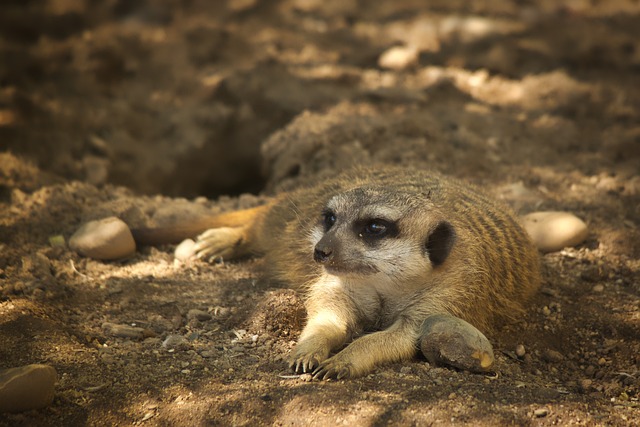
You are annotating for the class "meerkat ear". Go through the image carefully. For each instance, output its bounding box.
[425,221,456,267]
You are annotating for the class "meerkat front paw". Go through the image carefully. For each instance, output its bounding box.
[312,354,355,380]
[193,227,244,262]
[289,341,331,374]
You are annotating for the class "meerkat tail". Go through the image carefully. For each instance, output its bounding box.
[130,204,272,246]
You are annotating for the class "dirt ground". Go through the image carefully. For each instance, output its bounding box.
[1,0,639,425]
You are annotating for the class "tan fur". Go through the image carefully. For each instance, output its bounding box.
[130,167,541,379]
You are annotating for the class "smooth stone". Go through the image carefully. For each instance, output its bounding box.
[174,239,197,261]
[378,45,419,70]
[0,364,57,413]
[542,349,564,363]
[419,314,495,373]
[534,408,549,417]
[102,322,145,340]
[521,211,588,253]
[70,217,136,260]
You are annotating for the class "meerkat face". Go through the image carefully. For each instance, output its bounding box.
[309,187,457,281]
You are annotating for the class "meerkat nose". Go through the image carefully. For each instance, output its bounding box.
[313,246,333,263]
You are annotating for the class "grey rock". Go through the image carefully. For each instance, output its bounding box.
[162,334,190,350]
[102,322,145,340]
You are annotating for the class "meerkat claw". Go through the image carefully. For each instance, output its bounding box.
[312,359,353,380]
[290,356,320,374]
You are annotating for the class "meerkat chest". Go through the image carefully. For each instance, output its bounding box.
[343,275,415,330]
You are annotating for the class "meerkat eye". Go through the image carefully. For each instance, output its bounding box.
[364,220,387,236]
[359,219,397,239]
[322,210,337,230]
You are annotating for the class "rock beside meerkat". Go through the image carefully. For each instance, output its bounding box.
[0,364,57,413]
[70,217,136,260]
[521,211,588,253]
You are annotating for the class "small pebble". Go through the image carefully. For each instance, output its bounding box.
[592,284,604,293]
[542,349,564,363]
[200,350,217,358]
[162,334,189,350]
[0,364,57,413]
[187,309,212,322]
[521,211,588,253]
[534,408,548,418]
[580,379,593,391]
[212,306,231,317]
[70,217,136,260]
[400,366,412,375]
[102,322,145,340]
[515,344,526,358]
[419,314,494,373]
[174,239,197,261]
[48,235,66,247]
[378,45,419,70]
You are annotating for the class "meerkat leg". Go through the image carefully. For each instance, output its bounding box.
[312,318,420,380]
[290,311,351,373]
[290,281,358,373]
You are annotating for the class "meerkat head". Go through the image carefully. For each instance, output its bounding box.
[309,186,457,280]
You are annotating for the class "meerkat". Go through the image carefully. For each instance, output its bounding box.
[131,167,541,379]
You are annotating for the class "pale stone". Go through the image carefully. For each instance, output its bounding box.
[0,364,57,413]
[534,408,549,417]
[521,211,588,253]
[420,314,494,373]
[378,45,419,70]
[70,217,136,260]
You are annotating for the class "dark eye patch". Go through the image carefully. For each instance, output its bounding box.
[355,218,399,240]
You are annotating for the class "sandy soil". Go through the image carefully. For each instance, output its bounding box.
[1,0,639,425]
